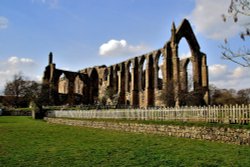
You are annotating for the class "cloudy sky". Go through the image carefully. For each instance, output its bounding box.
[0,0,249,94]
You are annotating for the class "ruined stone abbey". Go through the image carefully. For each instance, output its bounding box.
[42,19,209,107]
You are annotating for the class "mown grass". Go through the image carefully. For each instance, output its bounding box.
[0,117,250,167]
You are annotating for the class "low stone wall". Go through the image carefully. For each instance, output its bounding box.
[2,109,31,116]
[45,117,250,145]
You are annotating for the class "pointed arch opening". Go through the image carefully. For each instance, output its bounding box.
[157,53,164,90]
[147,55,154,89]
[140,57,146,91]
[179,38,194,92]
[58,73,69,94]
[114,65,120,94]
[127,61,132,93]
[74,75,84,95]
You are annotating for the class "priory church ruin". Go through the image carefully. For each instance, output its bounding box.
[42,19,209,107]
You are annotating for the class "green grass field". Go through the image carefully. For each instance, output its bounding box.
[1,117,250,167]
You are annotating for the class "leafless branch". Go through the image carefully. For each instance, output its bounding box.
[220,44,250,67]
[221,0,250,67]
[229,0,250,17]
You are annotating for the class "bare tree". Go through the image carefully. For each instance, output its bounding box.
[210,85,250,105]
[237,88,250,104]
[210,87,238,105]
[4,73,26,106]
[221,0,250,67]
[4,73,41,107]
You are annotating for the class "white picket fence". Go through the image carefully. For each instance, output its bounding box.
[47,104,250,124]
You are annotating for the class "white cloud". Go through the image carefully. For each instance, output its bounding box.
[231,66,249,79]
[31,0,59,8]
[0,56,39,94]
[180,51,191,59]
[0,16,8,29]
[209,64,227,80]
[8,56,34,64]
[209,64,250,90]
[188,0,248,40]
[99,39,149,57]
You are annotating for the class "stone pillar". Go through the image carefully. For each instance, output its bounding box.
[171,44,180,107]
[145,56,154,107]
[125,62,130,93]
[170,22,180,107]
[201,55,208,88]
[67,76,75,105]
[163,44,173,88]
[154,65,158,90]
[50,71,60,105]
[192,53,202,90]
[153,52,164,106]
[49,52,53,64]
[118,71,121,93]
[49,64,56,82]
[201,54,210,105]
[138,58,143,92]
[118,63,126,104]
[180,66,188,93]
[131,59,139,106]
[113,66,118,93]
[154,56,159,90]
[48,63,58,105]
[180,59,190,93]
[107,66,113,87]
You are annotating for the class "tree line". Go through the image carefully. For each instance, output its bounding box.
[210,85,250,105]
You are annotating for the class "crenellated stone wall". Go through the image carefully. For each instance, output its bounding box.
[45,117,250,145]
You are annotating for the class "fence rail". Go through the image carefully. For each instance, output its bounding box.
[47,104,250,124]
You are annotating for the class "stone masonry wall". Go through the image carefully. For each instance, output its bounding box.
[45,117,250,145]
[43,19,210,107]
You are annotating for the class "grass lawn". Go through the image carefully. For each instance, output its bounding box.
[0,117,250,167]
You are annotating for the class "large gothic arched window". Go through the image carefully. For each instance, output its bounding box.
[58,73,69,94]
[74,75,84,95]
[179,38,194,92]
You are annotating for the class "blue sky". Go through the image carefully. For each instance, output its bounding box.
[0,0,249,94]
